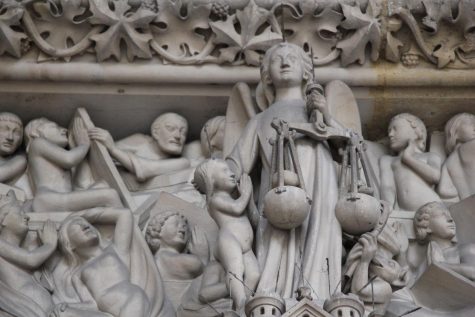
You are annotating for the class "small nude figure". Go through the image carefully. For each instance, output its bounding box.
[0,190,58,316]
[349,232,409,315]
[414,201,475,281]
[24,117,122,212]
[145,211,209,281]
[194,158,260,312]
[0,112,27,185]
[57,207,151,317]
[379,113,441,211]
[89,113,190,182]
[200,116,225,159]
[438,113,475,201]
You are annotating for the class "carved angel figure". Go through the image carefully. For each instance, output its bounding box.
[224,42,361,299]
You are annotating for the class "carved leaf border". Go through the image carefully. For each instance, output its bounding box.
[0,0,473,69]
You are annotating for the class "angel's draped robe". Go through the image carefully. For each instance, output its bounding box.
[227,99,342,299]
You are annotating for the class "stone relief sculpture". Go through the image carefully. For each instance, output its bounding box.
[200,116,226,159]
[89,113,190,185]
[89,113,205,206]
[1,2,475,315]
[4,0,474,69]
[54,207,150,317]
[0,191,58,317]
[47,206,174,317]
[145,212,208,281]
[225,42,349,300]
[379,113,441,211]
[414,202,475,281]
[0,113,26,187]
[24,117,122,212]
[194,159,259,312]
[438,113,475,201]
[145,211,209,309]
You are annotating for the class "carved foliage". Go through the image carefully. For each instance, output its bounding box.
[337,2,381,66]
[210,0,282,65]
[152,0,211,57]
[89,0,156,62]
[31,0,92,61]
[389,0,475,68]
[0,2,27,58]
[0,0,475,68]
[283,0,343,62]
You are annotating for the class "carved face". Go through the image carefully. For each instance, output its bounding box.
[0,121,22,156]
[388,118,418,152]
[370,254,404,284]
[1,206,29,237]
[456,116,475,144]
[152,114,188,156]
[159,215,188,251]
[213,160,236,192]
[40,122,68,147]
[428,205,456,241]
[268,46,304,89]
[67,218,100,249]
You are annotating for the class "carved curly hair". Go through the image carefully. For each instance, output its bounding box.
[414,201,447,244]
[145,211,187,254]
[389,113,427,151]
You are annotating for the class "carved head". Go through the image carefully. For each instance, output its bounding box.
[24,118,68,151]
[59,216,100,266]
[388,113,426,152]
[369,253,409,287]
[145,211,189,253]
[200,116,225,158]
[150,113,188,156]
[0,112,23,156]
[259,43,313,107]
[445,113,475,154]
[194,158,236,198]
[414,201,456,245]
[0,190,29,237]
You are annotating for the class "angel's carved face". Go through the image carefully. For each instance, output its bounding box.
[268,46,304,89]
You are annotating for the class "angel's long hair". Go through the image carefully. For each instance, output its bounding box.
[257,43,314,110]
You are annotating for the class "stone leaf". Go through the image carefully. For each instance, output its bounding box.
[31,0,92,61]
[336,3,381,66]
[152,0,211,57]
[283,3,342,58]
[89,0,156,62]
[0,5,27,58]
[210,0,281,65]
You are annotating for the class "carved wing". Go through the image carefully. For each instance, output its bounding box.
[223,82,257,157]
[325,79,362,135]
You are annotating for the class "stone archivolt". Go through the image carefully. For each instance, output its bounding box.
[0,0,474,69]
